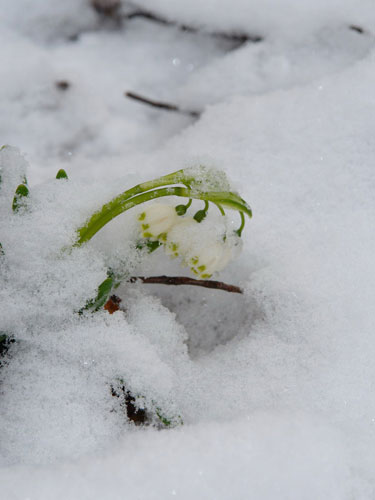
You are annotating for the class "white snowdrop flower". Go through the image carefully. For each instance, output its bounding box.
[165,217,196,258]
[189,233,243,278]
[138,204,178,241]
[165,217,242,278]
[188,241,228,278]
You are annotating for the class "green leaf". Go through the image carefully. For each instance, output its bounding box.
[147,240,162,252]
[56,169,68,180]
[136,239,162,253]
[155,407,183,428]
[79,277,114,313]
[12,184,29,212]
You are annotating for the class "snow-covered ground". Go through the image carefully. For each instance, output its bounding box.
[1,1,375,498]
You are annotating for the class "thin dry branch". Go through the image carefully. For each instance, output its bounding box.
[349,24,365,34]
[90,1,262,48]
[128,275,243,294]
[125,91,201,117]
[123,5,263,45]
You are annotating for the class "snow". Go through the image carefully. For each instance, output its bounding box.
[0,416,355,500]
[1,0,375,498]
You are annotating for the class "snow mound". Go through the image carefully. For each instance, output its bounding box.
[1,0,375,498]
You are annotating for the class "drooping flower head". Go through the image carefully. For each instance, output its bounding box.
[138,204,178,241]
[138,206,243,279]
[75,166,251,300]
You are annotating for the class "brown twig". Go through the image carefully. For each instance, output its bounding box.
[128,275,243,293]
[123,4,262,45]
[125,91,201,118]
[126,9,173,26]
[349,25,365,34]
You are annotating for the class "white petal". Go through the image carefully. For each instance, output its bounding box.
[139,204,178,240]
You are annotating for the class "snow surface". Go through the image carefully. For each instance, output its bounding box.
[1,0,375,498]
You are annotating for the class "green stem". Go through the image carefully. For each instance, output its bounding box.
[75,171,252,246]
[184,198,193,209]
[214,203,225,216]
[235,212,246,237]
[75,171,191,245]
[76,187,180,245]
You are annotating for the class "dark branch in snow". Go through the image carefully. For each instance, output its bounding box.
[349,25,365,34]
[125,9,174,26]
[128,276,243,294]
[55,80,70,91]
[125,91,201,118]
[89,1,262,49]
[122,3,263,46]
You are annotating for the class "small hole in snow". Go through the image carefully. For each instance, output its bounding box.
[143,283,260,358]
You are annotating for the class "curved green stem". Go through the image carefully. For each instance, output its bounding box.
[185,198,193,209]
[214,203,225,216]
[75,169,252,246]
[235,212,246,237]
[76,187,183,245]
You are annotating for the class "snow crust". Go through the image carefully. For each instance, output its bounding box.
[1,0,375,498]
